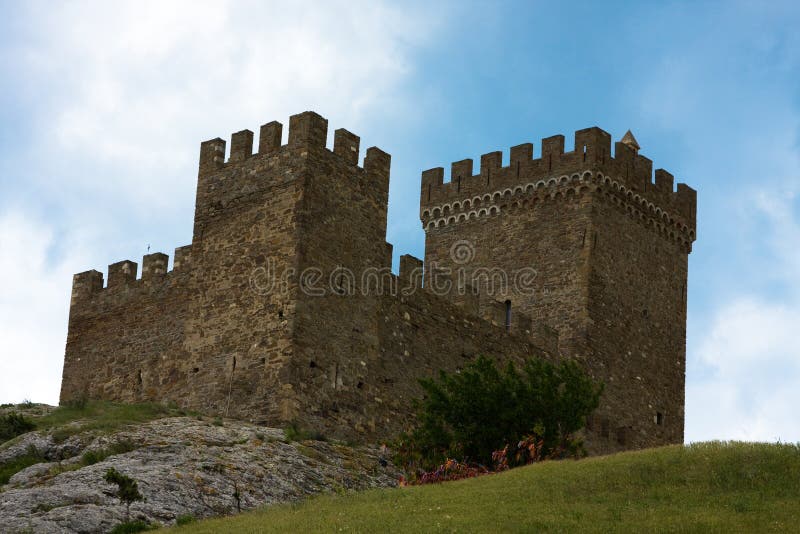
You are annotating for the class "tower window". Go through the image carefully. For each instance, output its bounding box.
[504,300,512,332]
[655,412,664,425]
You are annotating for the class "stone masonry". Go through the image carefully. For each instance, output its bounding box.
[61,112,696,453]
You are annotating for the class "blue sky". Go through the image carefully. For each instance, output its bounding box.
[1,0,799,443]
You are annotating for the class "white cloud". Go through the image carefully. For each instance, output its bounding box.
[687,297,800,442]
[686,189,800,443]
[10,0,441,207]
[628,7,800,443]
[0,212,91,404]
[0,0,443,404]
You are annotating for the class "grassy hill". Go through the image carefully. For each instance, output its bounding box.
[168,441,800,533]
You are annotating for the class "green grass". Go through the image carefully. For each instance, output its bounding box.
[81,439,139,466]
[165,441,800,533]
[0,401,184,485]
[0,446,44,484]
[33,401,184,442]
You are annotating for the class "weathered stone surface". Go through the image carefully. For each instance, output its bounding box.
[0,417,398,533]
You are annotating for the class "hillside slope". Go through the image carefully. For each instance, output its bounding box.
[170,441,800,533]
[0,403,397,533]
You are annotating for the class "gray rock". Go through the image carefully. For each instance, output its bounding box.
[0,417,399,533]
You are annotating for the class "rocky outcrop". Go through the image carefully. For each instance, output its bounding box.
[0,417,398,533]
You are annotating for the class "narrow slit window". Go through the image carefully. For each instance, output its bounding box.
[505,300,512,332]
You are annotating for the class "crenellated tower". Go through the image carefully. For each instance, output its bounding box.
[419,127,696,453]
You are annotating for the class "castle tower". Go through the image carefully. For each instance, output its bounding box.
[419,128,696,453]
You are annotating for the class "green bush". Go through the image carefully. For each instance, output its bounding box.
[0,412,36,443]
[0,445,44,485]
[81,439,138,466]
[109,520,153,534]
[284,423,326,442]
[397,355,603,470]
[105,467,144,521]
[176,513,196,526]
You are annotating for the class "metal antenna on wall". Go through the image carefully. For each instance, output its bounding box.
[147,244,150,253]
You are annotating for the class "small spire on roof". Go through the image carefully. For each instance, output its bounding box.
[620,130,640,152]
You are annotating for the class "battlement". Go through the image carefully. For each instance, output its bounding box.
[419,127,696,237]
[70,246,193,307]
[198,111,390,179]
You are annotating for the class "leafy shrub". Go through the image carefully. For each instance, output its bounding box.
[109,520,153,534]
[284,423,326,442]
[81,439,138,466]
[0,412,36,442]
[396,355,602,472]
[63,395,88,410]
[105,467,144,521]
[175,514,196,526]
[0,445,44,485]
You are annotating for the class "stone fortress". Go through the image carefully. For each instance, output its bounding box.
[60,111,696,454]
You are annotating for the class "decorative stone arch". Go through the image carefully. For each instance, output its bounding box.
[489,206,499,215]
[478,208,488,217]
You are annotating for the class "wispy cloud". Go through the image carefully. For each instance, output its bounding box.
[627,2,800,443]
[0,0,444,404]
